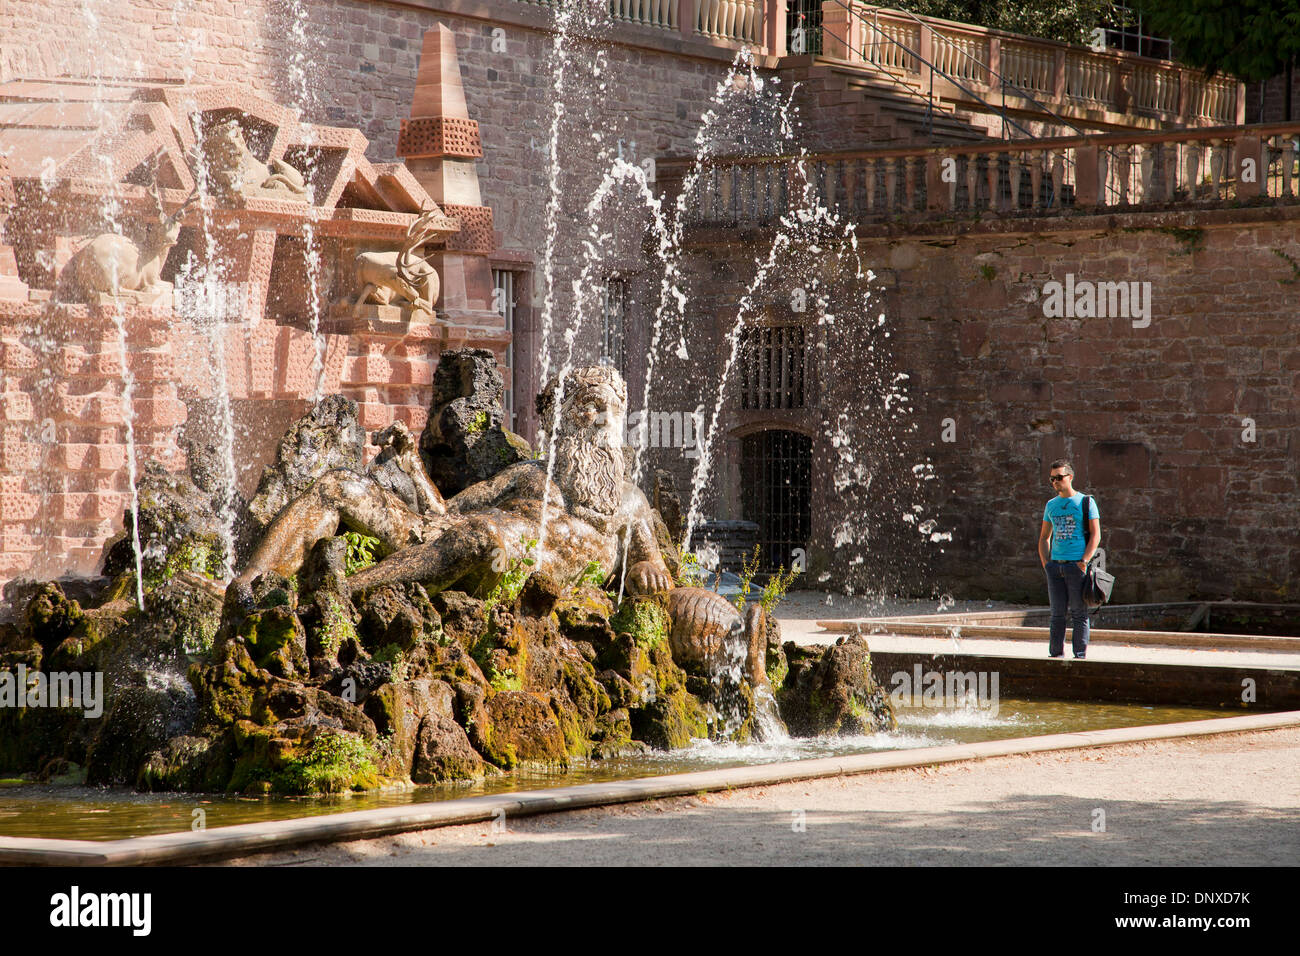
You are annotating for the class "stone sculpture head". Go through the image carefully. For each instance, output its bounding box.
[537,365,628,516]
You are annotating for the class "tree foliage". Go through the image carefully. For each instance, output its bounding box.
[1138,0,1300,81]
[886,0,1116,47]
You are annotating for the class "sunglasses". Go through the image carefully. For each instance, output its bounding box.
[1049,474,1071,482]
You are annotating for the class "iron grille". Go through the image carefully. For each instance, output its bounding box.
[741,429,812,571]
[600,277,626,372]
[492,268,518,426]
[740,324,807,410]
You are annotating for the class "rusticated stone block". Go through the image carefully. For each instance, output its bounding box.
[397,116,483,159]
[440,203,494,255]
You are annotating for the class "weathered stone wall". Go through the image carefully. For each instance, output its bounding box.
[643,207,1300,602]
[0,0,788,437]
[5,1,1296,604]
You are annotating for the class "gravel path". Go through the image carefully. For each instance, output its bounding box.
[220,727,1300,867]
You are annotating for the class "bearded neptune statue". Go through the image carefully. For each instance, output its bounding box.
[236,365,673,601]
[233,365,773,695]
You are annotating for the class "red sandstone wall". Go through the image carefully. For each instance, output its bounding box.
[0,0,746,595]
[649,210,1299,602]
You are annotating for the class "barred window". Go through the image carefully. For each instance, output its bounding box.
[739,324,807,410]
[600,277,626,371]
[492,268,519,426]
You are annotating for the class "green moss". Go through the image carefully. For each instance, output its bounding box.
[241,607,301,666]
[466,410,489,433]
[629,645,710,749]
[766,654,789,693]
[269,733,380,795]
[142,538,225,592]
[482,539,536,620]
[978,264,997,281]
[468,627,526,693]
[611,599,669,651]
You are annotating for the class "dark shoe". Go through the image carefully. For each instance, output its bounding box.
[1074,653,1087,659]
[1048,654,1064,659]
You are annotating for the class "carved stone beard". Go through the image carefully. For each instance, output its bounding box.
[554,425,623,518]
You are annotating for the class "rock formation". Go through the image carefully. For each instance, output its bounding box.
[0,348,895,794]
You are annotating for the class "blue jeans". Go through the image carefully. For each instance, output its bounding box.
[1045,560,1089,657]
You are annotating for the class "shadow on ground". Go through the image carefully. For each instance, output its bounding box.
[259,792,1300,867]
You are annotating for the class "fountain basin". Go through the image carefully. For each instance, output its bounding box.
[2,707,1295,864]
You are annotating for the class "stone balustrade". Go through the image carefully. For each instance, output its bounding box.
[500,0,1247,131]
[820,2,1244,129]
[660,122,1300,225]
[609,0,679,30]
[696,0,764,43]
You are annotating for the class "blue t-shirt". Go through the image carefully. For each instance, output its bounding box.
[1043,492,1099,561]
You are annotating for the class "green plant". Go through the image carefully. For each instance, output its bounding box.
[343,531,380,576]
[466,410,489,433]
[573,559,606,591]
[142,539,226,591]
[372,643,410,681]
[676,549,707,587]
[1158,226,1206,256]
[734,544,762,612]
[483,537,537,621]
[978,264,996,281]
[318,595,357,658]
[759,563,801,616]
[1272,248,1300,285]
[488,665,521,693]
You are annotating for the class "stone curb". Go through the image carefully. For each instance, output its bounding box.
[3,710,1298,866]
[815,620,1300,652]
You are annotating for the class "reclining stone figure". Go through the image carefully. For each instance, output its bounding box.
[235,365,673,599]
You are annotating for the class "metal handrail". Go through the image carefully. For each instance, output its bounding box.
[818,0,1039,141]
[853,3,1088,139]
[817,0,1097,205]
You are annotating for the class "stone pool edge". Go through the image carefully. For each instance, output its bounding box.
[3,710,1298,867]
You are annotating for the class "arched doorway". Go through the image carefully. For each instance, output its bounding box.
[741,429,812,571]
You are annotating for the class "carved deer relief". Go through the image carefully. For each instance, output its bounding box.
[352,208,443,316]
[63,185,198,300]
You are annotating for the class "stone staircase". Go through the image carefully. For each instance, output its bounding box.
[779,55,993,149]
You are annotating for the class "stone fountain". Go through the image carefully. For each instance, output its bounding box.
[0,23,895,795]
[0,348,894,793]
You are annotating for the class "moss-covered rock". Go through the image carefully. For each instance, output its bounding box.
[412,714,485,782]
[764,618,788,692]
[269,732,382,795]
[100,462,230,590]
[610,597,670,651]
[85,683,198,786]
[363,678,456,777]
[189,639,263,733]
[482,691,568,769]
[777,636,897,736]
[628,642,711,750]
[357,582,443,654]
[137,735,227,792]
[21,582,84,657]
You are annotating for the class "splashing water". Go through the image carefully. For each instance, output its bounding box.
[79,0,146,607]
[283,0,327,400]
